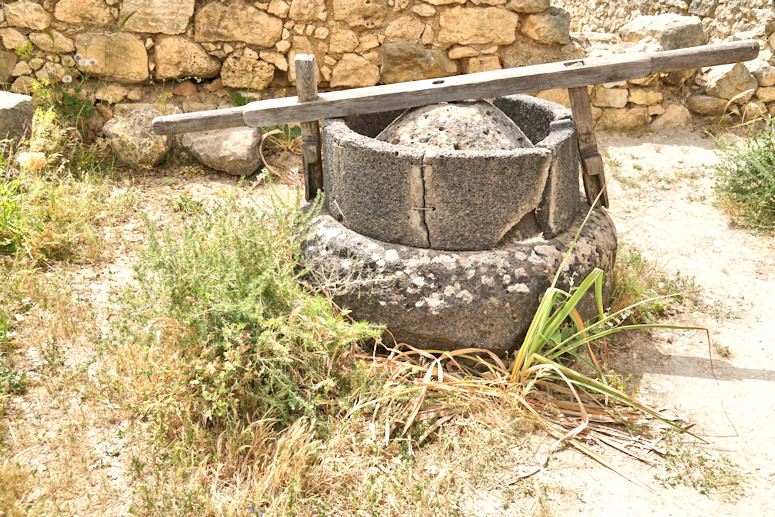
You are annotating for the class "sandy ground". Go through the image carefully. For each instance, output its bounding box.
[531,128,775,515]
[4,128,774,514]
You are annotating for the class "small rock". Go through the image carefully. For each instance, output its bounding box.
[747,59,775,87]
[330,53,380,87]
[95,84,128,104]
[522,6,571,45]
[629,89,663,105]
[173,80,197,97]
[687,94,729,116]
[756,86,775,103]
[701,63,758,103]
[651,104,692,130]
[0,91,34,144]
[102,106,171,168]
[593,87,628,108]
[182,127,263,175]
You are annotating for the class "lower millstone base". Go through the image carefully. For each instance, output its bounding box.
[300,202,617,356]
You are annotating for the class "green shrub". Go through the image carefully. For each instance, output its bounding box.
[714,116,775,231]
[132,192,382,430]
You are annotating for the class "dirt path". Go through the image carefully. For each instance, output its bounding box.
[537,128,775,514]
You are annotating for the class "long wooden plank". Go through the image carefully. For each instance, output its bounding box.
[151,40,758,134]
[568,86,609,208]
[296,55,324,200]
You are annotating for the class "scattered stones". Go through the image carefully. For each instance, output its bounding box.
[101,106,171,168]
[182,127,263,175]
[0,91,34,143]
[154,36,222,80]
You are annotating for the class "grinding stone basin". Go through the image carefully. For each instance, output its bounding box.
[301,202,617,355]
[322,95,582,251]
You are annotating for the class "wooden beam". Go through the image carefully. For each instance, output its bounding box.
[295,55,324,201]
[568,86,609,208]
[150,40,758,135]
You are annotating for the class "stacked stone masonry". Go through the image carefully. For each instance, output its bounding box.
[1,0,773,130]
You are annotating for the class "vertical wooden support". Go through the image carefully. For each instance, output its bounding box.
[295,54,324,201]
[568,86,610,208]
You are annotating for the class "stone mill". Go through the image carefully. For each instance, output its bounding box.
[150,42,759,355]
[300,95,617,355]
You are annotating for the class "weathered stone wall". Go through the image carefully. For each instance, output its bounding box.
[555,0,775,42]
[0,0,582,108]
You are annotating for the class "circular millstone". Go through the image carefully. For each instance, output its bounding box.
[300,202,617,355]
[375,100,534,151]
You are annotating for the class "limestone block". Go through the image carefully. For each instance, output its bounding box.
[522,6,571,45]
[593,87,628,108]
[11,61,31,77]
[10,76,35,94]
[195,2,283,47]
[75,33,149,83]
[648,104,665,116]
[173,80,197,97]
[470,0,506,5]
[448,46,478,60]
[651,104,692,130]
[0,91,34,142]
[0,29,27,51]
[619,14,706,50]
[330,53,379,88]
[29,31,75,53]
[154,36,222,80]
[268,0,290,17]
[95,84,128,104]
[380,42,456,84]
[332,0,387,29]
[259,51,288,71]
[421,0,465,5]
[121,0,195,34]
[757,86,775,103]
[439,7,518,46]
[506,0,549,13]
[747,59,775,87]
[355,34,380,52]
[220,49,275,89]
[596,107,650,130]
[629,88,663,105]
[4,1,51,30]
[743,101,767,121]
[287,36,324,84]
[412,4,436,16]
[385,15,425,41]
[688,0,715,17]
[687,94,729,116]
[463,55,501,74]
[276,40,291,53]
[54,0,113,27]
[102,106,171,168]
[500,33,583,68]
[0,51,16,84]
[702,63,758,103]
[182,127,263,175]
[289,0,327,21]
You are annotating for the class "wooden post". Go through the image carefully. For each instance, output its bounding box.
[295,54,324,201]
[568,86,609,208]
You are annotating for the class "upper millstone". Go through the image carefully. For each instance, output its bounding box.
[375,100,534,151]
